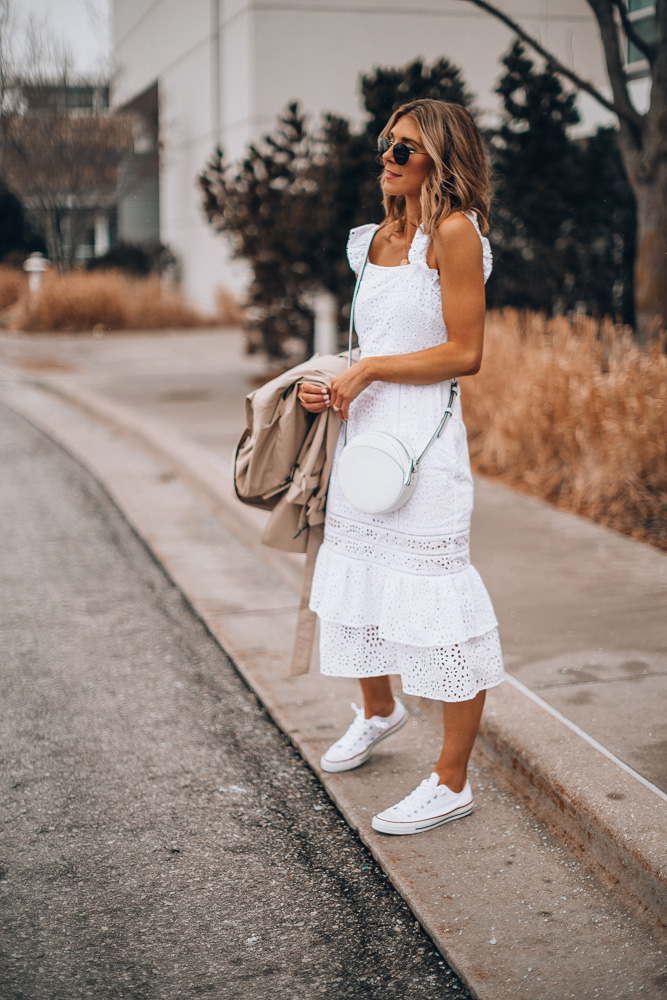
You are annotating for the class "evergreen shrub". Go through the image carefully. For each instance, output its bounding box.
[0,182,48,263]
[487,42,635,325]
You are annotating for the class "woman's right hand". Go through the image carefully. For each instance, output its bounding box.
[298,381,331,414]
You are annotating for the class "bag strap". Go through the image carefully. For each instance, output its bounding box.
[344,227,459,459]
[347,232,374,368]
[344,233,375,444]
[413,378,458,470]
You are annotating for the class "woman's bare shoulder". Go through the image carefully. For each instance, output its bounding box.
[432,212,482,263]
[433,211,479,243]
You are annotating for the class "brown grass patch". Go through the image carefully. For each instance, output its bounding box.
[462,309,667,550]
[0,267,27,310]
[19,270,210,332]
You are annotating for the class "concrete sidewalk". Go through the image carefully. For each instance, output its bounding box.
[3,328,665,791]
[1,328,666,999]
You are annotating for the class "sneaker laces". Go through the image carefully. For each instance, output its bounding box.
[333,702,390,752]
[393,777,438,817]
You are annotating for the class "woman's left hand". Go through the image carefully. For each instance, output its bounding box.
[329,360,373,421]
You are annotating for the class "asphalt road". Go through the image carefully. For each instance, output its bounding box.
[0,403,469,1000]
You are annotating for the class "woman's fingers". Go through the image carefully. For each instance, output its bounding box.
[328,394,346,420]
[297,380,350,419]
[298,382,330,413]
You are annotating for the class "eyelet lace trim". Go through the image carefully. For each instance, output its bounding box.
[319,623,504,702]
[324,516,470,575]
[347,223,379,273]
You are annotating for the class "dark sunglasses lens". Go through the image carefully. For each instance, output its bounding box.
[377,136,390,156]
[392,143,410,166]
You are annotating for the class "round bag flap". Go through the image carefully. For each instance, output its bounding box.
[338,431,415,514]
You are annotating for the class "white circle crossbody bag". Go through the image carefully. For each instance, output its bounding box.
[337,231,458,516]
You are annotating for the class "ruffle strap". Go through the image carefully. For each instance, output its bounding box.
[347,223,379,273]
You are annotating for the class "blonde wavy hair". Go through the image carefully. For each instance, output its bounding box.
[380,99,490,236]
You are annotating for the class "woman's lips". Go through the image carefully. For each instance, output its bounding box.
[385,169,401,178]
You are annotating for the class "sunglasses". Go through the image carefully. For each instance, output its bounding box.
[378,135,430,166]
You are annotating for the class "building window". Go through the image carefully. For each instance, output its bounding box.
[66,86,94,109]
[626,0,656,78]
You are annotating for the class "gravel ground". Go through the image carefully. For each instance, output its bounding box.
[0,404,468,1000]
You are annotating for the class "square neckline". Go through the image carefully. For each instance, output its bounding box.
[366,223,438,273]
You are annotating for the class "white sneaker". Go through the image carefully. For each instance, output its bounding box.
[371,773,473,835]
[320,698,408,773]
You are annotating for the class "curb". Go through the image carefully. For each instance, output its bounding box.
[2,372,666,999]
[38,373,666,925]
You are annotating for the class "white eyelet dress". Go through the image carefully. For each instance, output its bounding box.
[308,213,505,702]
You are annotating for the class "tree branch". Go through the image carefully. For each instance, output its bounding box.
[658,0,667,36]
[585,0,644,140]
[454,0,642,131]
[612,0,656,63]
[649,0,667,132]
[655,0,667,63]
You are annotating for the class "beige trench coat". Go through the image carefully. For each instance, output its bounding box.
[234,350,358,674]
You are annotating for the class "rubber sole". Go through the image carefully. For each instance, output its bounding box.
[371,801,474,836]
[319,710,408,773]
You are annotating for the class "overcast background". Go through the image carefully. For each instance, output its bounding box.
[12,0,110,76]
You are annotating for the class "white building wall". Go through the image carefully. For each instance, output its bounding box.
[112,0,615,311]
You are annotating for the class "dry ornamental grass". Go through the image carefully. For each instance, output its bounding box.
[462,309,667,550]
[19,270,209,332]
[0,266,27,310]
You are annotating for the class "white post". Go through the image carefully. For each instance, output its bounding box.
[23,253,50,298]
[313,291,338,356]
[94,214,110,256]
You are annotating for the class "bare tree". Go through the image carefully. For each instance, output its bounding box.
[457,0,666,342]
[3,107,132,270]
[0,0,15,169]
[0,0,133,270]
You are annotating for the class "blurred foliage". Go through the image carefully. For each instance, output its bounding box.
[199,49,636,360]
[201,104,326,358]
[0,181,47,262]
[486,42,636,325]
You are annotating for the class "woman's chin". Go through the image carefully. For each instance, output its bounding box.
[382,177,403,196]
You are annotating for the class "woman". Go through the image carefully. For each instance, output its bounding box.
[299,99,504,836]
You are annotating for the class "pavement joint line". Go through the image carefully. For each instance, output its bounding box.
[505,675,667,804]
[2,372,666,959]
[535,672,667,689]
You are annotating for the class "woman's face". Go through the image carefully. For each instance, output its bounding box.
[380,115,432,200]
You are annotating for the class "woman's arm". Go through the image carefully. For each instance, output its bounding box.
[329,212,486,420]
